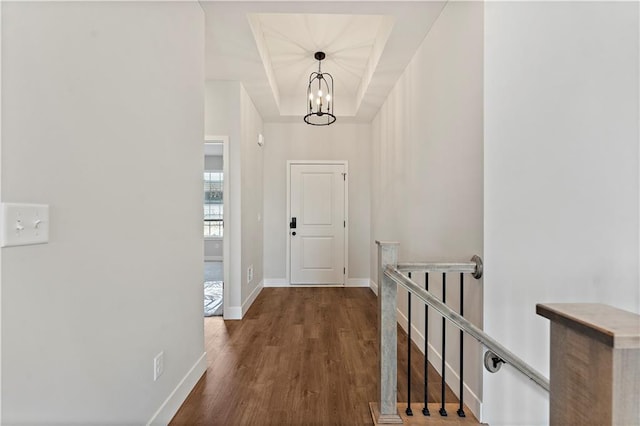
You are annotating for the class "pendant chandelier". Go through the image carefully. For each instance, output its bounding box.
[304,51,336,126]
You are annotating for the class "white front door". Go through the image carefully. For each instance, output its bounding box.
[289,163,346,285]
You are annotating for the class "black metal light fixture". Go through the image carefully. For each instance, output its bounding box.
[304,51,336,126]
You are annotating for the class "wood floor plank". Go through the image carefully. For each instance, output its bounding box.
[171,288,461,425]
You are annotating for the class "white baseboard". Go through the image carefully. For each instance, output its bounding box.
[224,280,264,320]
[224,306,242,320]
[204,256,222,262]
[292,284,344,287]
[263,278,289,287]
[147,352,207,426]
[370,279,378,295]
[242,280,263,316]
[265,278,374,288]
[264,280,341,288]
[396,309,481,419]
[346,278,371,287]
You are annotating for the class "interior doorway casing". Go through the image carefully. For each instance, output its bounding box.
[286,160,349,286]
[205,135,231,319]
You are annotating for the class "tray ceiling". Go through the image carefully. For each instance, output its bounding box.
[202,1,447,123]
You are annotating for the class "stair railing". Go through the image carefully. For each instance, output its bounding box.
[373,240,549,424]
[396,256,483,418]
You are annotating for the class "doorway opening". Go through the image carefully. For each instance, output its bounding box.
[204,137,230,317]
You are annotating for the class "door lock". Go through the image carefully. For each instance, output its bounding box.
[289,217,297,229]
[291,231,296,236]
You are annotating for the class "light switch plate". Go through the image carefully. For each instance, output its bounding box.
[1,203,49,247]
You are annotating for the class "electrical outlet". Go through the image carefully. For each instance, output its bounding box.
[247,265,253,283]
[153,351,164,381]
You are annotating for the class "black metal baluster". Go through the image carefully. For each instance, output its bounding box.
[406,272,413,416]
[423,273,430,416]
[457,273,466,417]
[440,273,447,417]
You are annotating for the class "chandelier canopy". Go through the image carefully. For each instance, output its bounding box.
[304,51,336,126]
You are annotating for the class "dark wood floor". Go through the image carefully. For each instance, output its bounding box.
[171,287,458,425]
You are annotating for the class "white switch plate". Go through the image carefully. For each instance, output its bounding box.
[1,203,49,247]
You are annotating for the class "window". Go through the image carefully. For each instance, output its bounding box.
[204,171,223,237]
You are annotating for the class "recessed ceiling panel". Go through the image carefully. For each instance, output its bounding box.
[252,13,387,114]
[203,2,448,122]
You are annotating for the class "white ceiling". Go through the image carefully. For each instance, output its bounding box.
[201,1,447,123]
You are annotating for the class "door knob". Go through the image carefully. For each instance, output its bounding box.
[291,231,297,236]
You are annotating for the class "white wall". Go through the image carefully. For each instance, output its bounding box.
[240,85,264,312]
[1,2,205,423]
[205,155,223,171]
[483,2,640,425]
[0,2,4,420]
[370,1,484,416]
[204,239,223,259]
[262,122,371,284]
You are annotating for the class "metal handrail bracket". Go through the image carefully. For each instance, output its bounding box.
[384,265,549,392]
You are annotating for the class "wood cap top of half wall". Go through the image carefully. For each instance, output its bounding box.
[537,303,640,349]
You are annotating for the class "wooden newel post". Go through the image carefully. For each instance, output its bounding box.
[537,303,640,426]
[372,241,403,424]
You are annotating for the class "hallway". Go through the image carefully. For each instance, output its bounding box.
[171,288,458,425]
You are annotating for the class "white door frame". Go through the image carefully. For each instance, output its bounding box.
[286,160,348,286]
[205,135,231,318]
